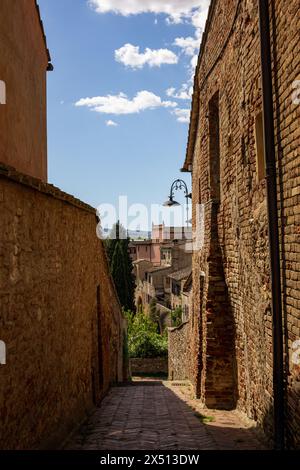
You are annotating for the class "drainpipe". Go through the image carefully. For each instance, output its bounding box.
[258,0,285,450]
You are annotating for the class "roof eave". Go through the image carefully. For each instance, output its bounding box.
[35,1,53,70]
[181,0,218,172]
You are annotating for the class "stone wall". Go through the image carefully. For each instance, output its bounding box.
[130,358,168,376]
[0,164,125,449]
[185,0,300,447]
[168,322,190,381]
[0,0,49,181]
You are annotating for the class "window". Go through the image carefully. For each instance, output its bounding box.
[0,340,6,365]
[255,111,266,182]
[0,80,6,105]
[172,281,180,296]
[241,135,247,166]
[209,92,220,201]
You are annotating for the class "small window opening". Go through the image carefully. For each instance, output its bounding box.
[209,92,220,201]
[255,111,266,182]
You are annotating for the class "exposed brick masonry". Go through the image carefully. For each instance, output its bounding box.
[183,0,300,448]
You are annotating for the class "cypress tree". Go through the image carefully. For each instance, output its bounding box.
[111,241,127,308]
[105,221,135,311]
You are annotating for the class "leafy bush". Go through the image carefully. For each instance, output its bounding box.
[124,311,168,359]
[171,306,183,327]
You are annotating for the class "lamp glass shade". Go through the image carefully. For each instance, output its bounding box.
[163,197,180,207]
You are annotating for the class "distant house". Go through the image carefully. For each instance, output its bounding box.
[133,223,192,328]
[181,273,192,323]
[168,267,192,317]
[129,223,193,267]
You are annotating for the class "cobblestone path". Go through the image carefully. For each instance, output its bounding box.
[65,379,266,450]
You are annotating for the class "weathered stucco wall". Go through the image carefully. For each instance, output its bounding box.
[0,0,49,181]
[188,0,300,448]
[0,164,125,449]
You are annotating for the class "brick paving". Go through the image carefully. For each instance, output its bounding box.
[64,379,266,450]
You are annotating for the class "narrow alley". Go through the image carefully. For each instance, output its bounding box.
[1,0,300,457]
[65,379,265,451]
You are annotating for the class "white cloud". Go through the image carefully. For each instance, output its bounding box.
[106,119,118,126]
[88,0,207,24]
[172,108,191,123]
[190,54,199,70]
[168,2,209,112]
[173,5,208,57]
[115,43,178,69]
[166,85,193,100]
[174,36,200,56]
[86,1,211,125]
[191,5,210,35]
[75,90,177,115]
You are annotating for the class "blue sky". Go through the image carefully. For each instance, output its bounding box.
[38,0,209,229]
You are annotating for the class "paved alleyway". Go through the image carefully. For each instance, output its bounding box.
[64,379,266,451]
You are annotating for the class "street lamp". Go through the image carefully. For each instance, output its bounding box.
[163,179,192,227]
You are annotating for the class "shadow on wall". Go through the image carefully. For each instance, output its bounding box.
[202,201,238,410]
[270,1,300,451]
[270,0,289,381]
[259,400,299,450]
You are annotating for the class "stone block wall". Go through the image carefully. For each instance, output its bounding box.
[186,0,300,448]
[0,164,125,449]
[130,358,168,376]
[168,322,190,381]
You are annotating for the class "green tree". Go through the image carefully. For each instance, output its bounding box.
[104,221,135,311]
[171,306,183,327]
[111,242,127,308]
[124,311,168,359]
[122,238,135,312]
[104,221,127,264]
[149,298,160,333]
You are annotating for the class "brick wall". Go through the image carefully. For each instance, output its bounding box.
[0,164,125,449]
[168,322,190,381]
[185,0,300,447]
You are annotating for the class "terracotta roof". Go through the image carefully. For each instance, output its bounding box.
[35,1,53,69]
[132,259,152,265]
[168,267,192,282]
[183,272,192,292]
[130,240,152,245]
[147,266,172,274]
